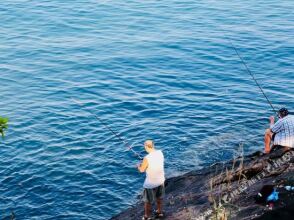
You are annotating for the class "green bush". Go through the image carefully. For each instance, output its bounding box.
[0,116,8,138]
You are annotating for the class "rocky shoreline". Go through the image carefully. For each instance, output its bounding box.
[111,147,294,220]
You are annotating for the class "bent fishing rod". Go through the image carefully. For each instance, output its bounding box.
[226,38,277,114]
[72,98,143,160]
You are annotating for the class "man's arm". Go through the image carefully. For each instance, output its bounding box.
[270,116,283,133]
[269,116,275,128]
[137,158,148,173]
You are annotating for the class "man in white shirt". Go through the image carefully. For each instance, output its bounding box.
[137,140,165,220]
[264,108,294,153]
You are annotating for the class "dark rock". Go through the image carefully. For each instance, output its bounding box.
[111,148,294,220]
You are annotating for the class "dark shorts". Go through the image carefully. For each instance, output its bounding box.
[143,184,165,204]
[271,133,276,141]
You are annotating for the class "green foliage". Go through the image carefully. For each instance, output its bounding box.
[0,116,9,138]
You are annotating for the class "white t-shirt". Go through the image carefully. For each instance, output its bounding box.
[143,150,165,189]
[271,115,294,148]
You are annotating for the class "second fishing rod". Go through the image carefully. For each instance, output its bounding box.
[226,37,277,115]
[72,98,143,160]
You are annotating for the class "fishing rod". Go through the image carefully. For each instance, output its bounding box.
[226,38,277,114]
[72,98,143,160]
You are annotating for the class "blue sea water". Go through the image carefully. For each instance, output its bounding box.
[0,0,293,219]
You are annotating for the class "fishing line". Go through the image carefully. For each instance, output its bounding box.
[72,98,143,160]
[226,37,277,114]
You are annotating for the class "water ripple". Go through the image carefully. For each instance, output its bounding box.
[0,0,293,219]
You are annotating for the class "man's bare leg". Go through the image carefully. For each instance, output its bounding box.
[144,202,151,218]
[264,129,272,153]
[156,199,162,213]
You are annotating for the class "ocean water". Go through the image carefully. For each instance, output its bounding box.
[0,0,293,219]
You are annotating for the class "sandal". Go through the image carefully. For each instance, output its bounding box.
[142,216,153,220]
[154,210,164,218]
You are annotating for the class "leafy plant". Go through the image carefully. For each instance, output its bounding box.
[0,116,9,138]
